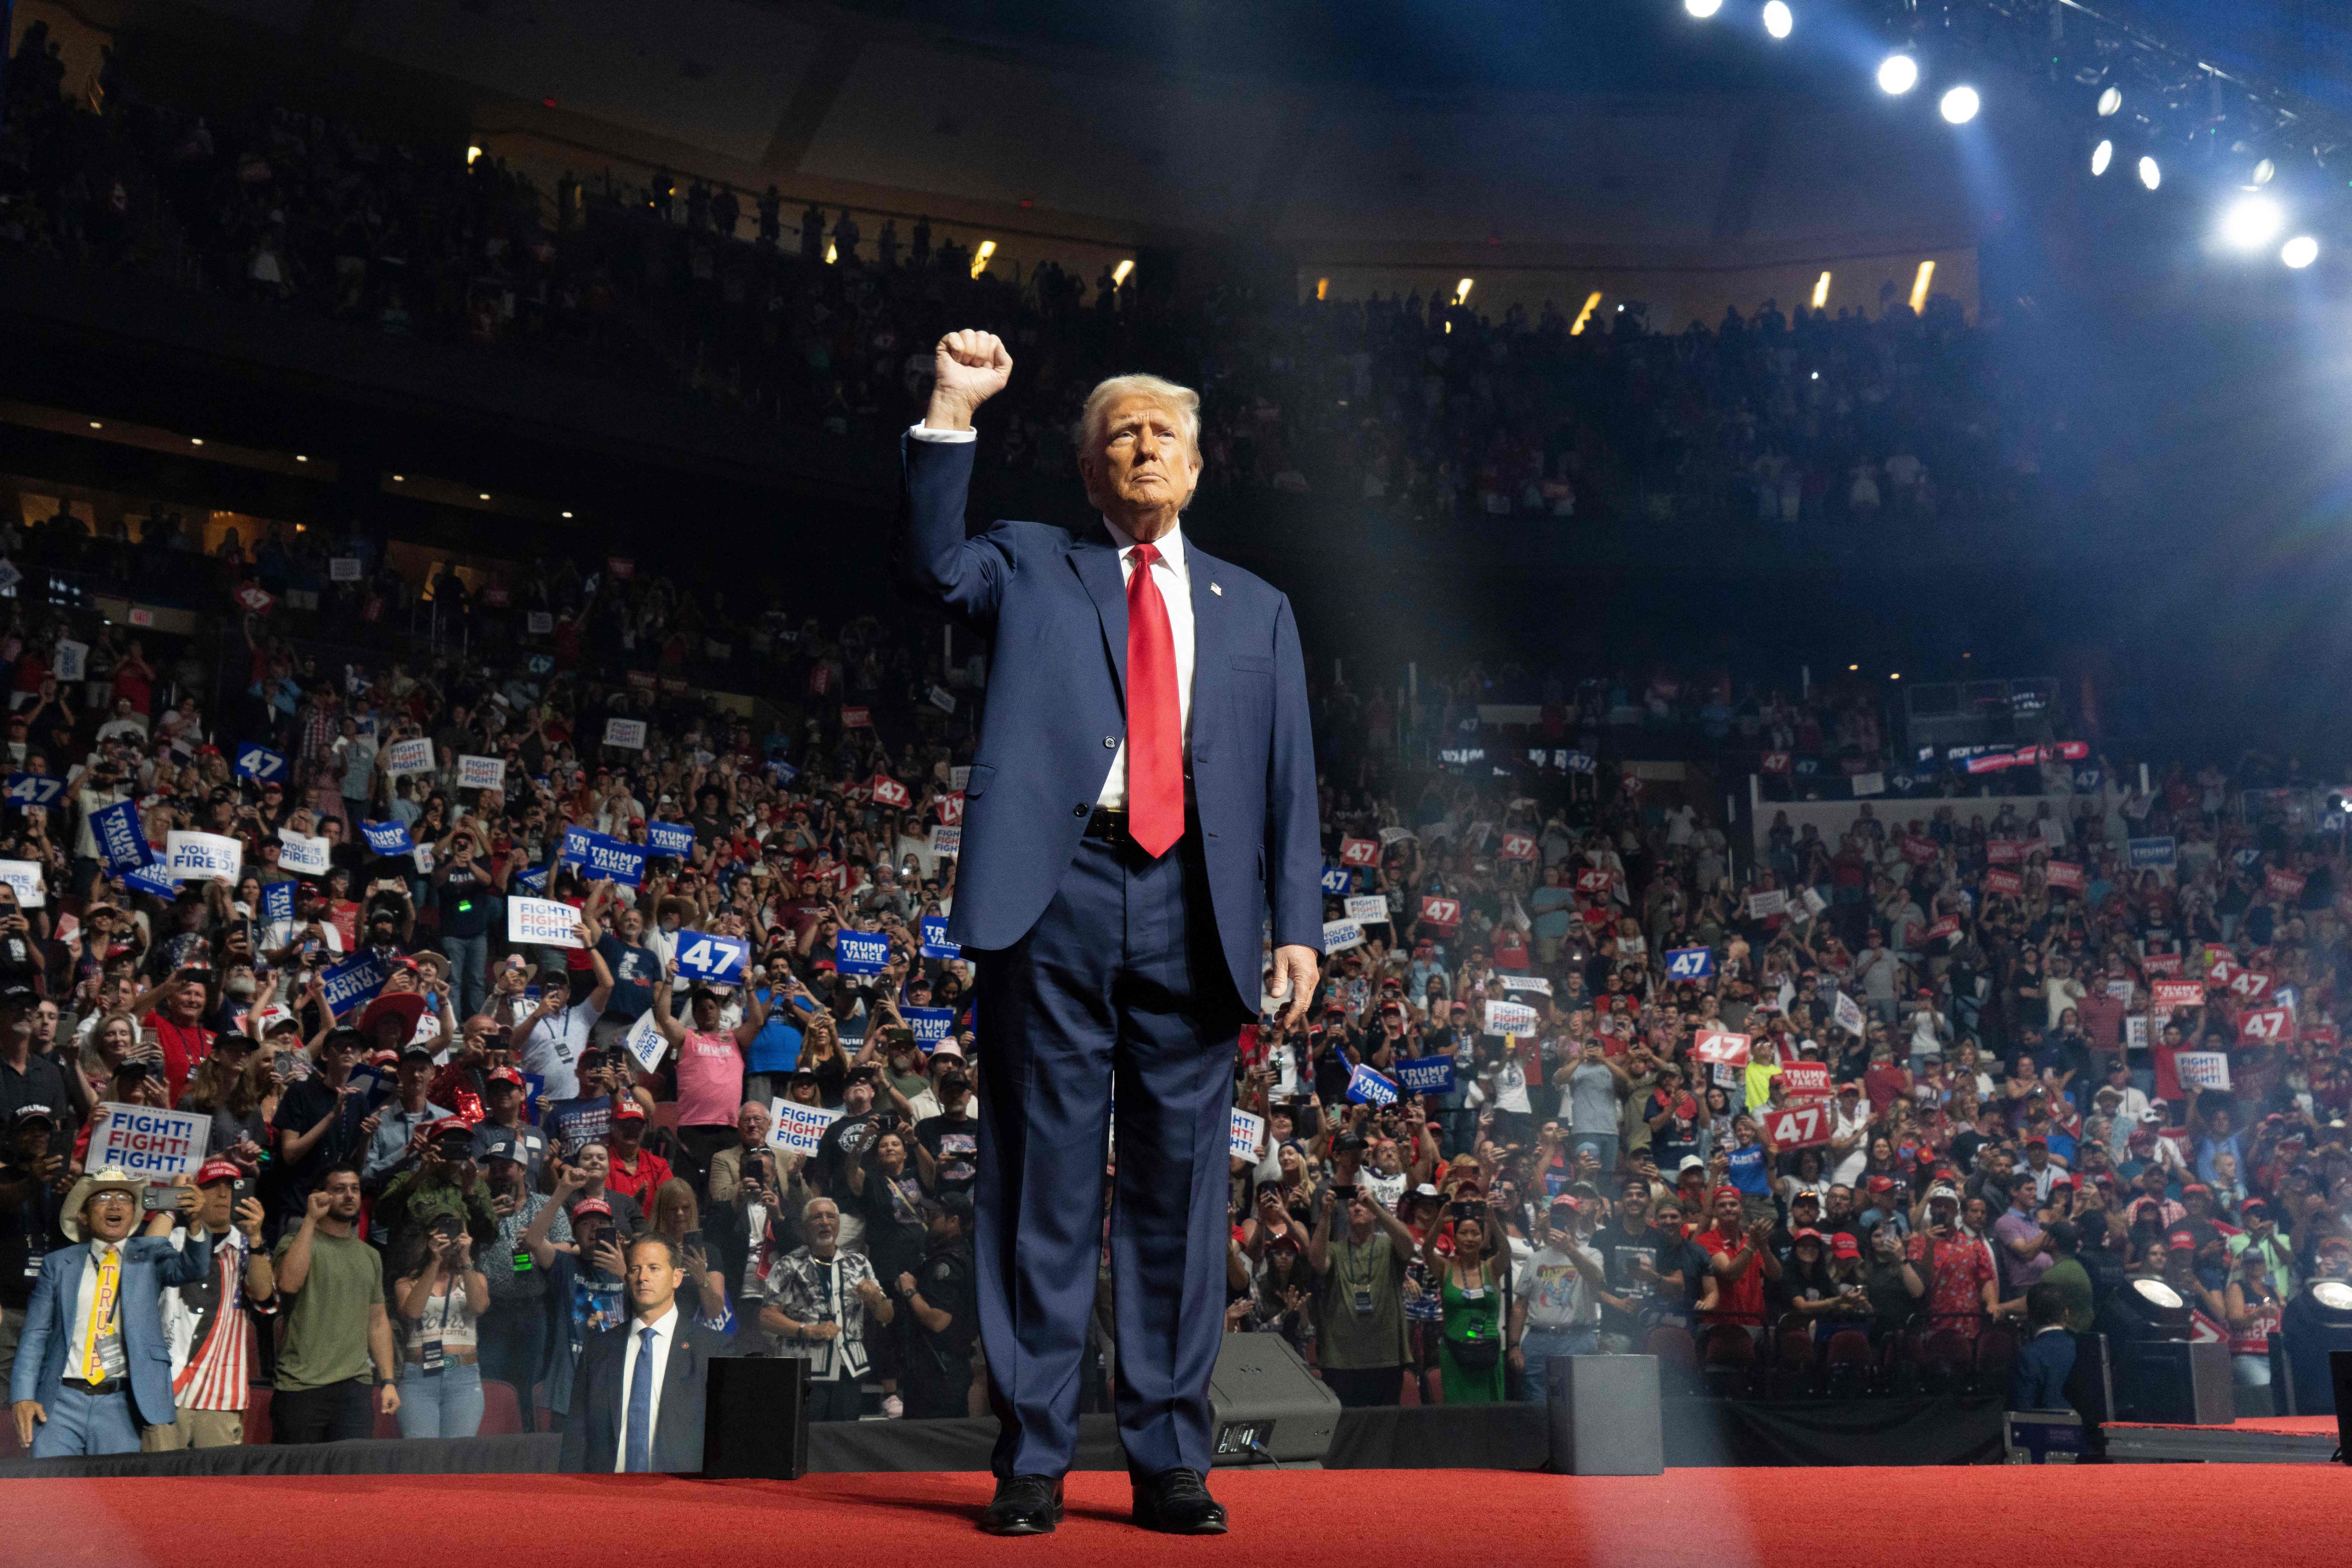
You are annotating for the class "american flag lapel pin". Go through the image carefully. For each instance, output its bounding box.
[1210,582,1223,596]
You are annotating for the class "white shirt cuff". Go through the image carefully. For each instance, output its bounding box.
[906,423,976,443]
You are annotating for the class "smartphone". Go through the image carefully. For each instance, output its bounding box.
[141,1183,179,1214]
[682,1228,704,1253]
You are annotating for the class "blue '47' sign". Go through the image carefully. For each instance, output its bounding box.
[1665,946,1715,980]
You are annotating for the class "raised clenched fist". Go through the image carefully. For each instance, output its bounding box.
[925,329,1013,429]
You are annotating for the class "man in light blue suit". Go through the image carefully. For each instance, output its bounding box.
[10,1167,210,1456]
[902,330,1322,1536]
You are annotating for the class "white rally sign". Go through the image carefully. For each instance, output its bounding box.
[507,896,584,949]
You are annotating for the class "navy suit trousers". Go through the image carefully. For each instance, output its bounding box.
[972,816,1249,1478]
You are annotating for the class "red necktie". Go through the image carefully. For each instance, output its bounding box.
[1124,541,1184,856]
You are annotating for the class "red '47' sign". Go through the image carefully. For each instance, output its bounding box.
[1574,868,1613,894]
[1339,837,1380,866]
[936,792,964,825]
[1500,832,1536,862]
[2227,968,2274,1003]
[2239,1007,2293,1045]
[1766,1102,1832,1149]
[869,775,910,809]
[1694,1029,1751,1067]
[1419,896,1461,930]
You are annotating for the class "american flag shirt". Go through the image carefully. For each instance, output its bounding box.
[161,1228,276,1412]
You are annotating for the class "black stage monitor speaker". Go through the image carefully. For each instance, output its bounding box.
[702,1355,809,1479]
[2115,1340,2234,1426]
[1547,1354,1663,1476]
[2334,1350,2352,1458]
[1207,1334,1341,1466]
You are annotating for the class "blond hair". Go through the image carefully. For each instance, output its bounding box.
[1072,373,1201,461]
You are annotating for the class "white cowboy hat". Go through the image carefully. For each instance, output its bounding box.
[60,1167,142,1242]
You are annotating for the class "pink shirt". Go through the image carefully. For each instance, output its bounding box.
[674,1028,744,1129]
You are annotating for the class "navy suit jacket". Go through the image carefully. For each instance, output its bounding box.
[10,1232,213,1426]
[557,1315,733,1474]
[899,431,1322,1005]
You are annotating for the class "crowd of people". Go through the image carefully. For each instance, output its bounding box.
[0,466,2341,1459]
[0,18,2342,1470]
[0,27,2085,544]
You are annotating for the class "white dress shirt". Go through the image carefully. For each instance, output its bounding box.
[613,1301,680,1472]
[906,422,1198,810]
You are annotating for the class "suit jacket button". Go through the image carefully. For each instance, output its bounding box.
[1073,803,1088,817]
[1104,736,1117,748]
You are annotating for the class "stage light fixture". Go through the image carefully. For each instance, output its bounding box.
[1762,2,1793,40]
[1570,291,1602,335]
[1909,259,1935,312]
[2220,194,2285,251]
[2283,235,2320,269]
[1114,259,1136,285]
[466,145,483,165]
[2253,159,2277,186]
[1454,277,1474,304]
[1684,0,1723,17]
[1811,270,1831,308]
[1876,54,1918,95]
[971,239,997,279]
[562,510,575,519]
[2138,156,2161,190]
[2097,87,2122,117]
[1940,86,1980,124]
[2091,139,2113,176]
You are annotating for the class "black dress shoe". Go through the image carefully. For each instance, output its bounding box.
[979,1473,1065,1536]
[1130,1467,1229,1534]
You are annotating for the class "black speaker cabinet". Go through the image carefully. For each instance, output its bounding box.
[2115,1340,2233,1426]
[2333,1350,2352,1457]
[702,1356,809,1479]
[1206,1334,1341,1465]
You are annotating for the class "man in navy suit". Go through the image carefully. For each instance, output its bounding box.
[558,1232,732,1473]
[11,1168,211,1456]
[902,331,1322,1535]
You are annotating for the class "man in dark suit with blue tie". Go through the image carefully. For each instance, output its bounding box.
[902,330,1323,1536]
[558,1233,731,1473]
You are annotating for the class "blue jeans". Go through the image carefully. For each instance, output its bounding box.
[397,1361,484,1439]
[441,934,490,1019]
[1516,1328,1600,1401]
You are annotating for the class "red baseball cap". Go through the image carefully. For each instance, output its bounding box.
[1866,1175,1895,1194]
[2165,1229,2196,1250]
[570,1198,613,1219]
[1830,1233,1861,1260]
[613,1102,648,1123]
[194,1158,244,1186]
[1710,1184,1742,1204]
[485,1067,524,1088]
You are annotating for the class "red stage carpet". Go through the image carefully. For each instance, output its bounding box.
[17,1465,2351,1567]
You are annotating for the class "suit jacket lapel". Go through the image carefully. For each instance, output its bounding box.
[1186,543,1227,764]
[656,1328,698,1453]
[1068,531,1128,712]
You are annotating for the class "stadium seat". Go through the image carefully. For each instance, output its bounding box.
[242,1399,273,1447]
[1823,1330,1876,1398]
[1644,1325,1703,1393]
[1768,1327,1817,1397]
[478,1377,524,1436]
[1974,1324,2019,1395]
[1700,1323,1757,1398]
[1914,1327,1976,1394]
[373,1404,402,1440]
